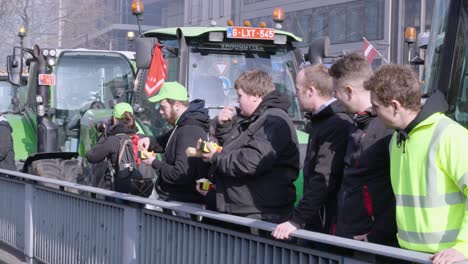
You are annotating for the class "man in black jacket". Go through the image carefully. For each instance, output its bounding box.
[272,64,353,240]
[328,53,397,246]
[0,115,16,172]
[139,82,210,213]
[202,69,300,224]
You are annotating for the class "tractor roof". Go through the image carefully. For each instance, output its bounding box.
[143,27,302,42]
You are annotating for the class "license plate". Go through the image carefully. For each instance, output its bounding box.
[227,26,275,40]
[38,74,56,86]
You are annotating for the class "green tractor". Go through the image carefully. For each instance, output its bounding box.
[129,19,317,202]
[5,45,136,183]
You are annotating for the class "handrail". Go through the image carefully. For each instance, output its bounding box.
[0,168,433,263]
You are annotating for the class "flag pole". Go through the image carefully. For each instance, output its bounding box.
[363,36,389,64]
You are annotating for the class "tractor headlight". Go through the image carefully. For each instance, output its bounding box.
[47,58,55,66]
[273,35,287,45]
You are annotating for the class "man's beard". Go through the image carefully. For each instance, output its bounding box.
[166,107,178,126]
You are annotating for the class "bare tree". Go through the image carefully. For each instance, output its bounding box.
[0,0,114,69]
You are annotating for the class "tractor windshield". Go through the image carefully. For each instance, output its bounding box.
[188,43,302,122]
[55,51,135,111]
[423,0,450,95]
[0,80,13,112]
[424,0,468,127]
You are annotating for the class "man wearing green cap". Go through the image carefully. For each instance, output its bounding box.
[139,82,210,214]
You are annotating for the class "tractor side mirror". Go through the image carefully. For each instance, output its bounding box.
[308,36,330,65]
[7,53,22,86]
[417,31,430,50]
[135,37,158,69]
[410,32,430,65]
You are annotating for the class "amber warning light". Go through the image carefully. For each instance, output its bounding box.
[405,27,417,43]
[272,7,285,23]
[227,26,274,40]
[131,0,144,16]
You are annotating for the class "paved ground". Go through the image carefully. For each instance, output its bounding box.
[0,245,26,264]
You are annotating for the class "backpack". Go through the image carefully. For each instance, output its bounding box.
[110,134,155,197]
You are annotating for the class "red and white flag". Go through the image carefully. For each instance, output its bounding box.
[362,38,378,64]
[145,44,167,97]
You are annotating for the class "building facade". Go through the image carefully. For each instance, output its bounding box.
[68,0,433,66]
[238,0,434,66]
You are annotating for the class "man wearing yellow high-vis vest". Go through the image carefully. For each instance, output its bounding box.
[364,65,468,264]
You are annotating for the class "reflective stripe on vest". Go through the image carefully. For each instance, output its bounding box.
[395,117,465,245]
[460,172,468,210]
[398,228,460,244]
[395,117,465,208]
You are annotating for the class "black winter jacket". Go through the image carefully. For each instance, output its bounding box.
[336,110,397,246]
[0,116,16,172]
[86,122,138,173]
[211,91,300,217]
[149,99,210,204]
[290,100,353,233]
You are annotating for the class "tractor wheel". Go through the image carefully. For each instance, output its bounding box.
[28,158,83,193]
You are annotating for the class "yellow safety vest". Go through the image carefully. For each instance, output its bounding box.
[390,113,468,257]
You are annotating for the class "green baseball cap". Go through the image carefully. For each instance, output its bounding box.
[148,82,188,103]
[113,102,133,119]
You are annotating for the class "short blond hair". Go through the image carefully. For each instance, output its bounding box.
[300,64,333,97]
[234,69,275,97]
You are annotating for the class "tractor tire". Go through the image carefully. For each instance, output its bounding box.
[28,158,83,193]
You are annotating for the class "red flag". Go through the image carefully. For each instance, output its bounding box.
[145,44,167,97]
[362,38,378,64]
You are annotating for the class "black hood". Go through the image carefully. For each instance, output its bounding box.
[354,109,376,131]
[177,99,210,131]
[254,90,290,115]
[305,100,349,121]
[108,122,137,136]
[396,90,448,148]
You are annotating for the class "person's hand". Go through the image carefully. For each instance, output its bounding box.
[195,183,208,196]
[271,221,298,240]
[218,106,236,125]
[431,248,466,264]
[138,137,150,151]
[201,143,216,161]
[353,233,368,242]
[142,153,156,166]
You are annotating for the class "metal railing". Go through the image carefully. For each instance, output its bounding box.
[0,168,432,264]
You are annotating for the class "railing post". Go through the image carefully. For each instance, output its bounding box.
[122,206,139,264]
[24,184,34,264]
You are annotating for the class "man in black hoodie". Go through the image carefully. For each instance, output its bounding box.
[272,64,353,240]
[328,53,397,246]
[202,69,300,224]
[139,82,210,213]
[0,115,16,172]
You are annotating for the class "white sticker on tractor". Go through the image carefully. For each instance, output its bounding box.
[215,62,229,76]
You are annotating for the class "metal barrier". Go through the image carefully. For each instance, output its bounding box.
[0,169,432,264]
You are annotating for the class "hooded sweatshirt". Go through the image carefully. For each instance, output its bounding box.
[0,115,16,172]
[395,90,448,149]
[211,91,300,217]
[87,122,138,170]
[149,99,210,203]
